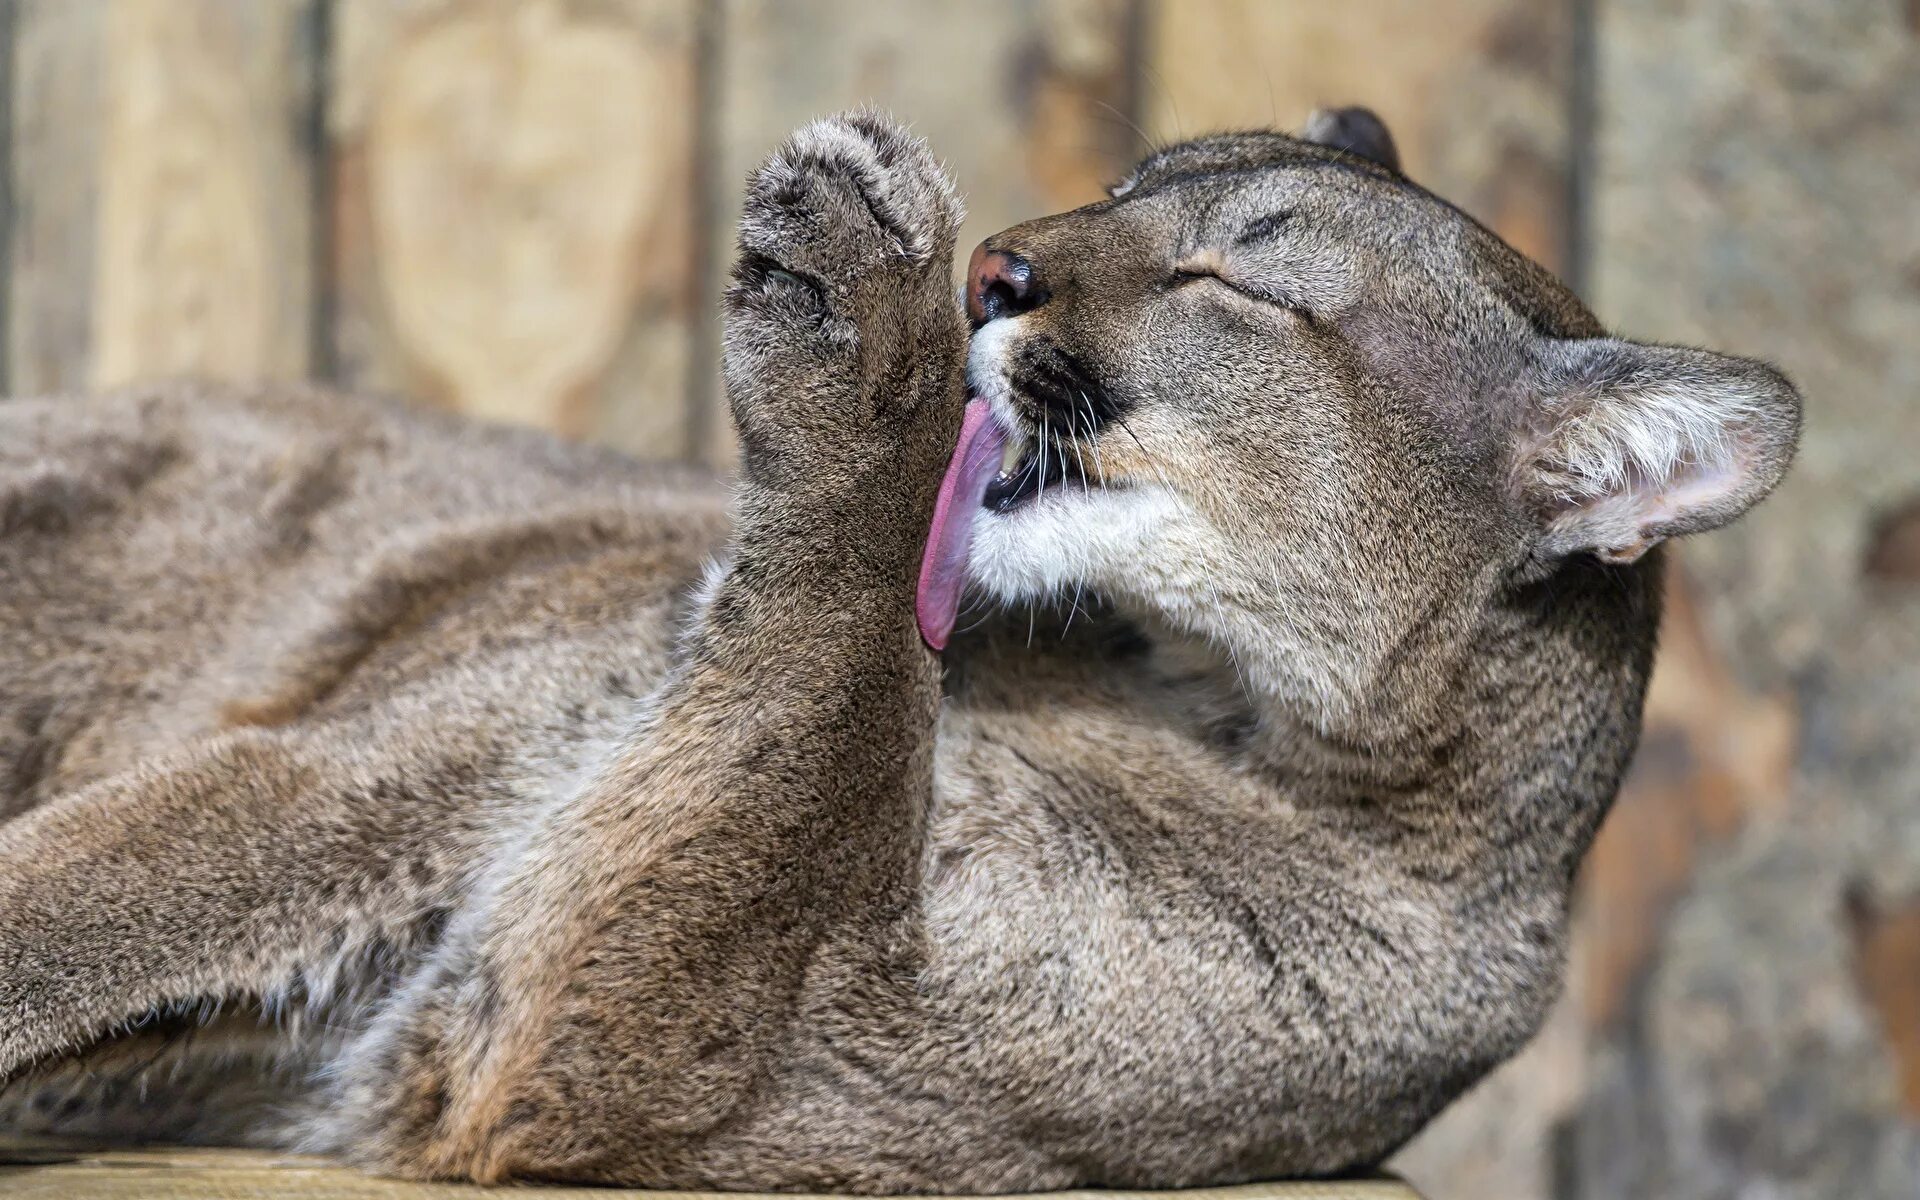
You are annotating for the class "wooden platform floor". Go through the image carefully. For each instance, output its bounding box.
[0,1144,1421,1200]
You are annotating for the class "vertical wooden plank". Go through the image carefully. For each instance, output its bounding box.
[92,0,319,387]
[5,1,104,393]
[1141,0,1576,276]
[329,0,701,460]
[704,0,1137,465]
[5,0,317,393]
[0,0,15,393]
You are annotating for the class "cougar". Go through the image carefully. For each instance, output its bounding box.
[0,109,1799,1190]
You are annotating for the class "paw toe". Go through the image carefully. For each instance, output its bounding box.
[740,111,961,277]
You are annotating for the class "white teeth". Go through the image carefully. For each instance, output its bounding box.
[1000,432,1028,476]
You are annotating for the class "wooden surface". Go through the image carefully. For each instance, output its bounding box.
[0,0,1575,465]
[328,0,703,458]
[1139,0,1575,277]
[5,0,320,391]
[4,0,109,391]
[0,1145,1422,1200]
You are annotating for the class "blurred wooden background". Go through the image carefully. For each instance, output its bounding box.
[2,3,1917,1199]
[0,0,1576,466]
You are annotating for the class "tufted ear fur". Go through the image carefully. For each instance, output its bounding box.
[1303,106,1401,172]
[1515,338,1802,564]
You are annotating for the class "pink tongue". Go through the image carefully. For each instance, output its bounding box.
[916,398,1006,651]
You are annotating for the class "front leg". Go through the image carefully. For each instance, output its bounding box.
[0,733,485,1086]
[328,113,968,1185]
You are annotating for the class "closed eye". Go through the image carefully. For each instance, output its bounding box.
[1169,266,1314,323]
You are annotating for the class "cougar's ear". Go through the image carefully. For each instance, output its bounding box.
[1303,106,1401,172]
[1516,338,1802,564]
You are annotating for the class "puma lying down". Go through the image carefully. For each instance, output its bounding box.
[0,109,1798,1190]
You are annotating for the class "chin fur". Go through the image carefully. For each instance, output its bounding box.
[964,484,1196,607]
[964,485,1356,719]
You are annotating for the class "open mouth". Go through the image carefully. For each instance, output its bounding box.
[981,427,1076,512]
[917,397,1106,650]
[915,394,1119,649]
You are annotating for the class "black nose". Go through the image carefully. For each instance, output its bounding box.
[966,242,1047,327]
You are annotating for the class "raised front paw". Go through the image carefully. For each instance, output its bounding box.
[723,112,966,492]
[735,111,960,320]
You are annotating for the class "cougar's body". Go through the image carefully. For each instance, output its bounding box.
[0,112,1796,1190]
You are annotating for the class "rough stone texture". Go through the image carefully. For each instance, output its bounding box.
[1568,0,1920,1197]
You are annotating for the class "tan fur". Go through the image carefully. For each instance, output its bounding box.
[0,111,1797,1190]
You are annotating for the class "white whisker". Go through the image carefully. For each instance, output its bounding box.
[1038,413,1051,505]
[1062,578,1090,640]
[1078,391,1109,485]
